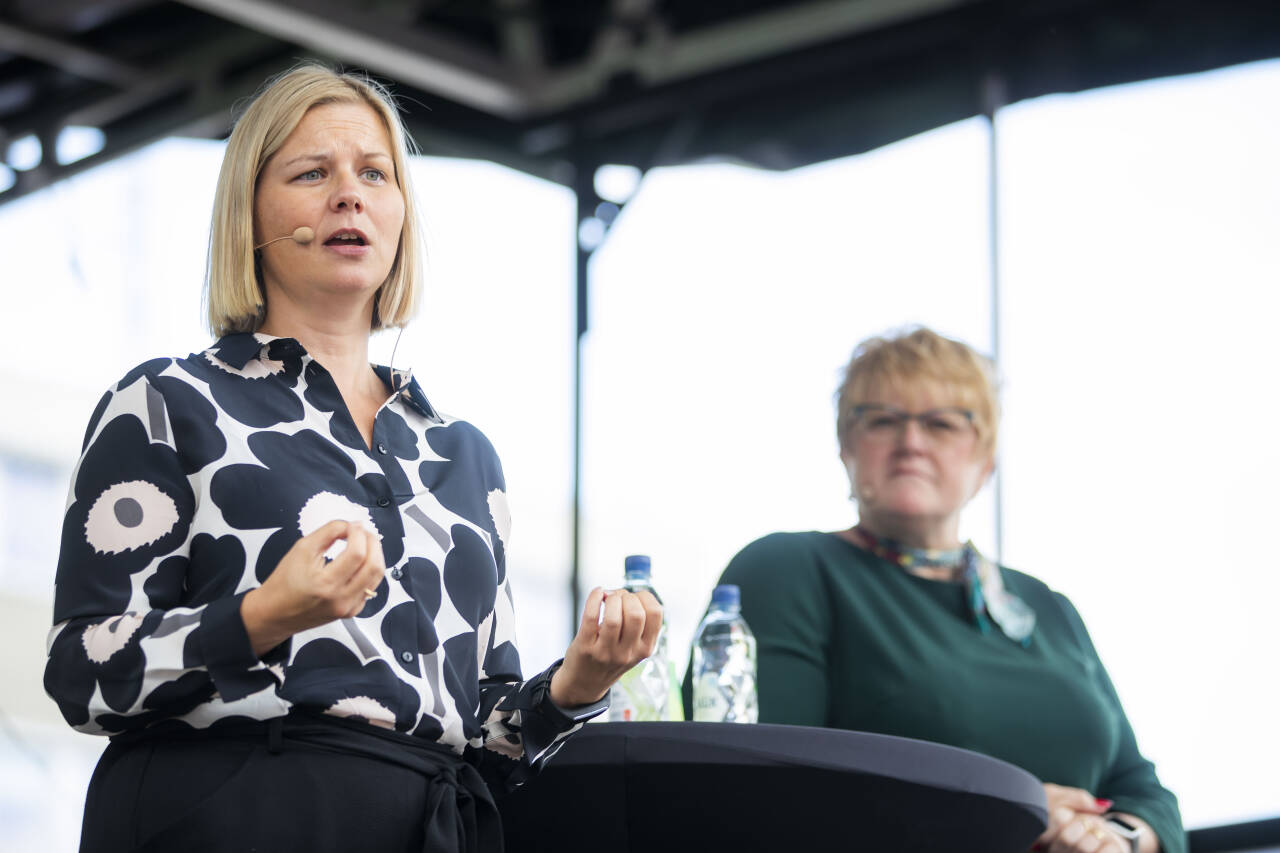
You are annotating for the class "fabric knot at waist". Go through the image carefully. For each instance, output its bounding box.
[110,709,502,853]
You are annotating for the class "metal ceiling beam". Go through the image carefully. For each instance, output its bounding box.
[0,53,304,206]
[495,0,547,75]
[584,0,658,68]
[2,31,282,141]
[0,20,145,87]
[7,0,152,32]
[172,0,532,117]
[531,0,973,111]
[132,0,979,126]
[69,31,281,129]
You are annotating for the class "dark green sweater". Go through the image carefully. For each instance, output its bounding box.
[684,532,1185,853]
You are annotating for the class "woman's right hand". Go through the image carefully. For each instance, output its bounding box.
[549,586,663,708]
[241,520,386,656]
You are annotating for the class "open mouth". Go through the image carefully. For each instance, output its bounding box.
[325,230,368,246]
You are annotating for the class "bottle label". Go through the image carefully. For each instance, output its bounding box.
[692,673,730,722]
[608,621,683,722]
[609,664,668,722]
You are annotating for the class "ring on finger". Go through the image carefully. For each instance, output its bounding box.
[364,588,377,600]
[1087,823,1107,840]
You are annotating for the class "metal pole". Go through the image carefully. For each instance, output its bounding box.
[570,162,593,637]
[982,71,1006,565]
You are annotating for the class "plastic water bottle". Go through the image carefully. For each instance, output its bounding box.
[608,555,683,722]
[692,584,758,723]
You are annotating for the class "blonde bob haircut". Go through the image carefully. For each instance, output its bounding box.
[206,63,423,336]
[836,326,1000,456]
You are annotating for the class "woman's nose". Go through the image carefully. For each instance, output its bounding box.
[330,174,363,212]
[896,418,929,449]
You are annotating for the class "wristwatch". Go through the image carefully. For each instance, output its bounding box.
[1105,815,1143,853]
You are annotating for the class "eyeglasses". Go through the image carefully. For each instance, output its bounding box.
[849,404,976,445]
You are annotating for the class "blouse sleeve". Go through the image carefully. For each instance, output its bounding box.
[44,368,281,734]
[472,585,607,791]
[464,453,606,792]
[1055,594,1187,853]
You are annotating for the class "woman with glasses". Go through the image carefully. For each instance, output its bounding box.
[692,327,1183,853]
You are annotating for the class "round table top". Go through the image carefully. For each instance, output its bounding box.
[499,721,1048,853]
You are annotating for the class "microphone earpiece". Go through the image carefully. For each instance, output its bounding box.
[254,227,315,250]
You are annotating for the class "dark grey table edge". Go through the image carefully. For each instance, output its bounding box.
[499,722,1048,852]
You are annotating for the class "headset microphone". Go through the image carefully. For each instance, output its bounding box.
[254,227,314,250]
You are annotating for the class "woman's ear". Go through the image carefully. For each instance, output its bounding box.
[839,448,859,501]
[973,453,997,498]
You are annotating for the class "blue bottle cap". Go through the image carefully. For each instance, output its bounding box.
[624,555,651,581]
[711,584,740,610]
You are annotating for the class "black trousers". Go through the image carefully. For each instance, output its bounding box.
[79,712,503,853]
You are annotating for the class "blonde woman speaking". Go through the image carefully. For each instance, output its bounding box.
[45,65,658,853]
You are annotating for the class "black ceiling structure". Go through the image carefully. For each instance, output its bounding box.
[2,0,1280,206]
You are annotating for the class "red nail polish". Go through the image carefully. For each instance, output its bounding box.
[1095,798,1114,810]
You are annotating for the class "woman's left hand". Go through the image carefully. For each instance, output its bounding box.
[549,586,663,708]
[1035,784,1153,853]
[1039,814,1129,853]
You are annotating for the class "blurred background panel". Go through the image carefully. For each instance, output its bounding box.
[2,1,1278,850]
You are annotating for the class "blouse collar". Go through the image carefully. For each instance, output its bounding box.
[210,332,442,423]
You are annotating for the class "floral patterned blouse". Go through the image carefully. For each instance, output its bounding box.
[44,332,602,783]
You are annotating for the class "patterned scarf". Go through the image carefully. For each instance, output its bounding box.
[852,527,1036,646]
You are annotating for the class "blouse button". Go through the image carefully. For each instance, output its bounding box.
[376,442,388,455]
[401,651,414,663]
[390,567,403,580]
[377,497,391,508]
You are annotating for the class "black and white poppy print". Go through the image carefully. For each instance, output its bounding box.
[178,338,305,428]
[419,421,510,575]
[56,412,194,617]
[85,480,179,555]
[397,557,443,617]
[117,357,176,392]
[210,428,408,581]
[303,361,370,452]
[380,596,441,677]
[164,534,246,608]
[47,335,602,778]
[442,526,500,632]
[44,609,163,725]
[143,554,193,607]
[284,639,422,730]
[375,408,421,461]
[153,379,228,473]
[81,611,148,664]
[94,669,220,733]
[113,359,229,475]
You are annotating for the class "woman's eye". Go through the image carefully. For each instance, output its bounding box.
[296,169,323,181]
[925,416,960,432]
[362,168,387,182]
[867,416,900,430]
